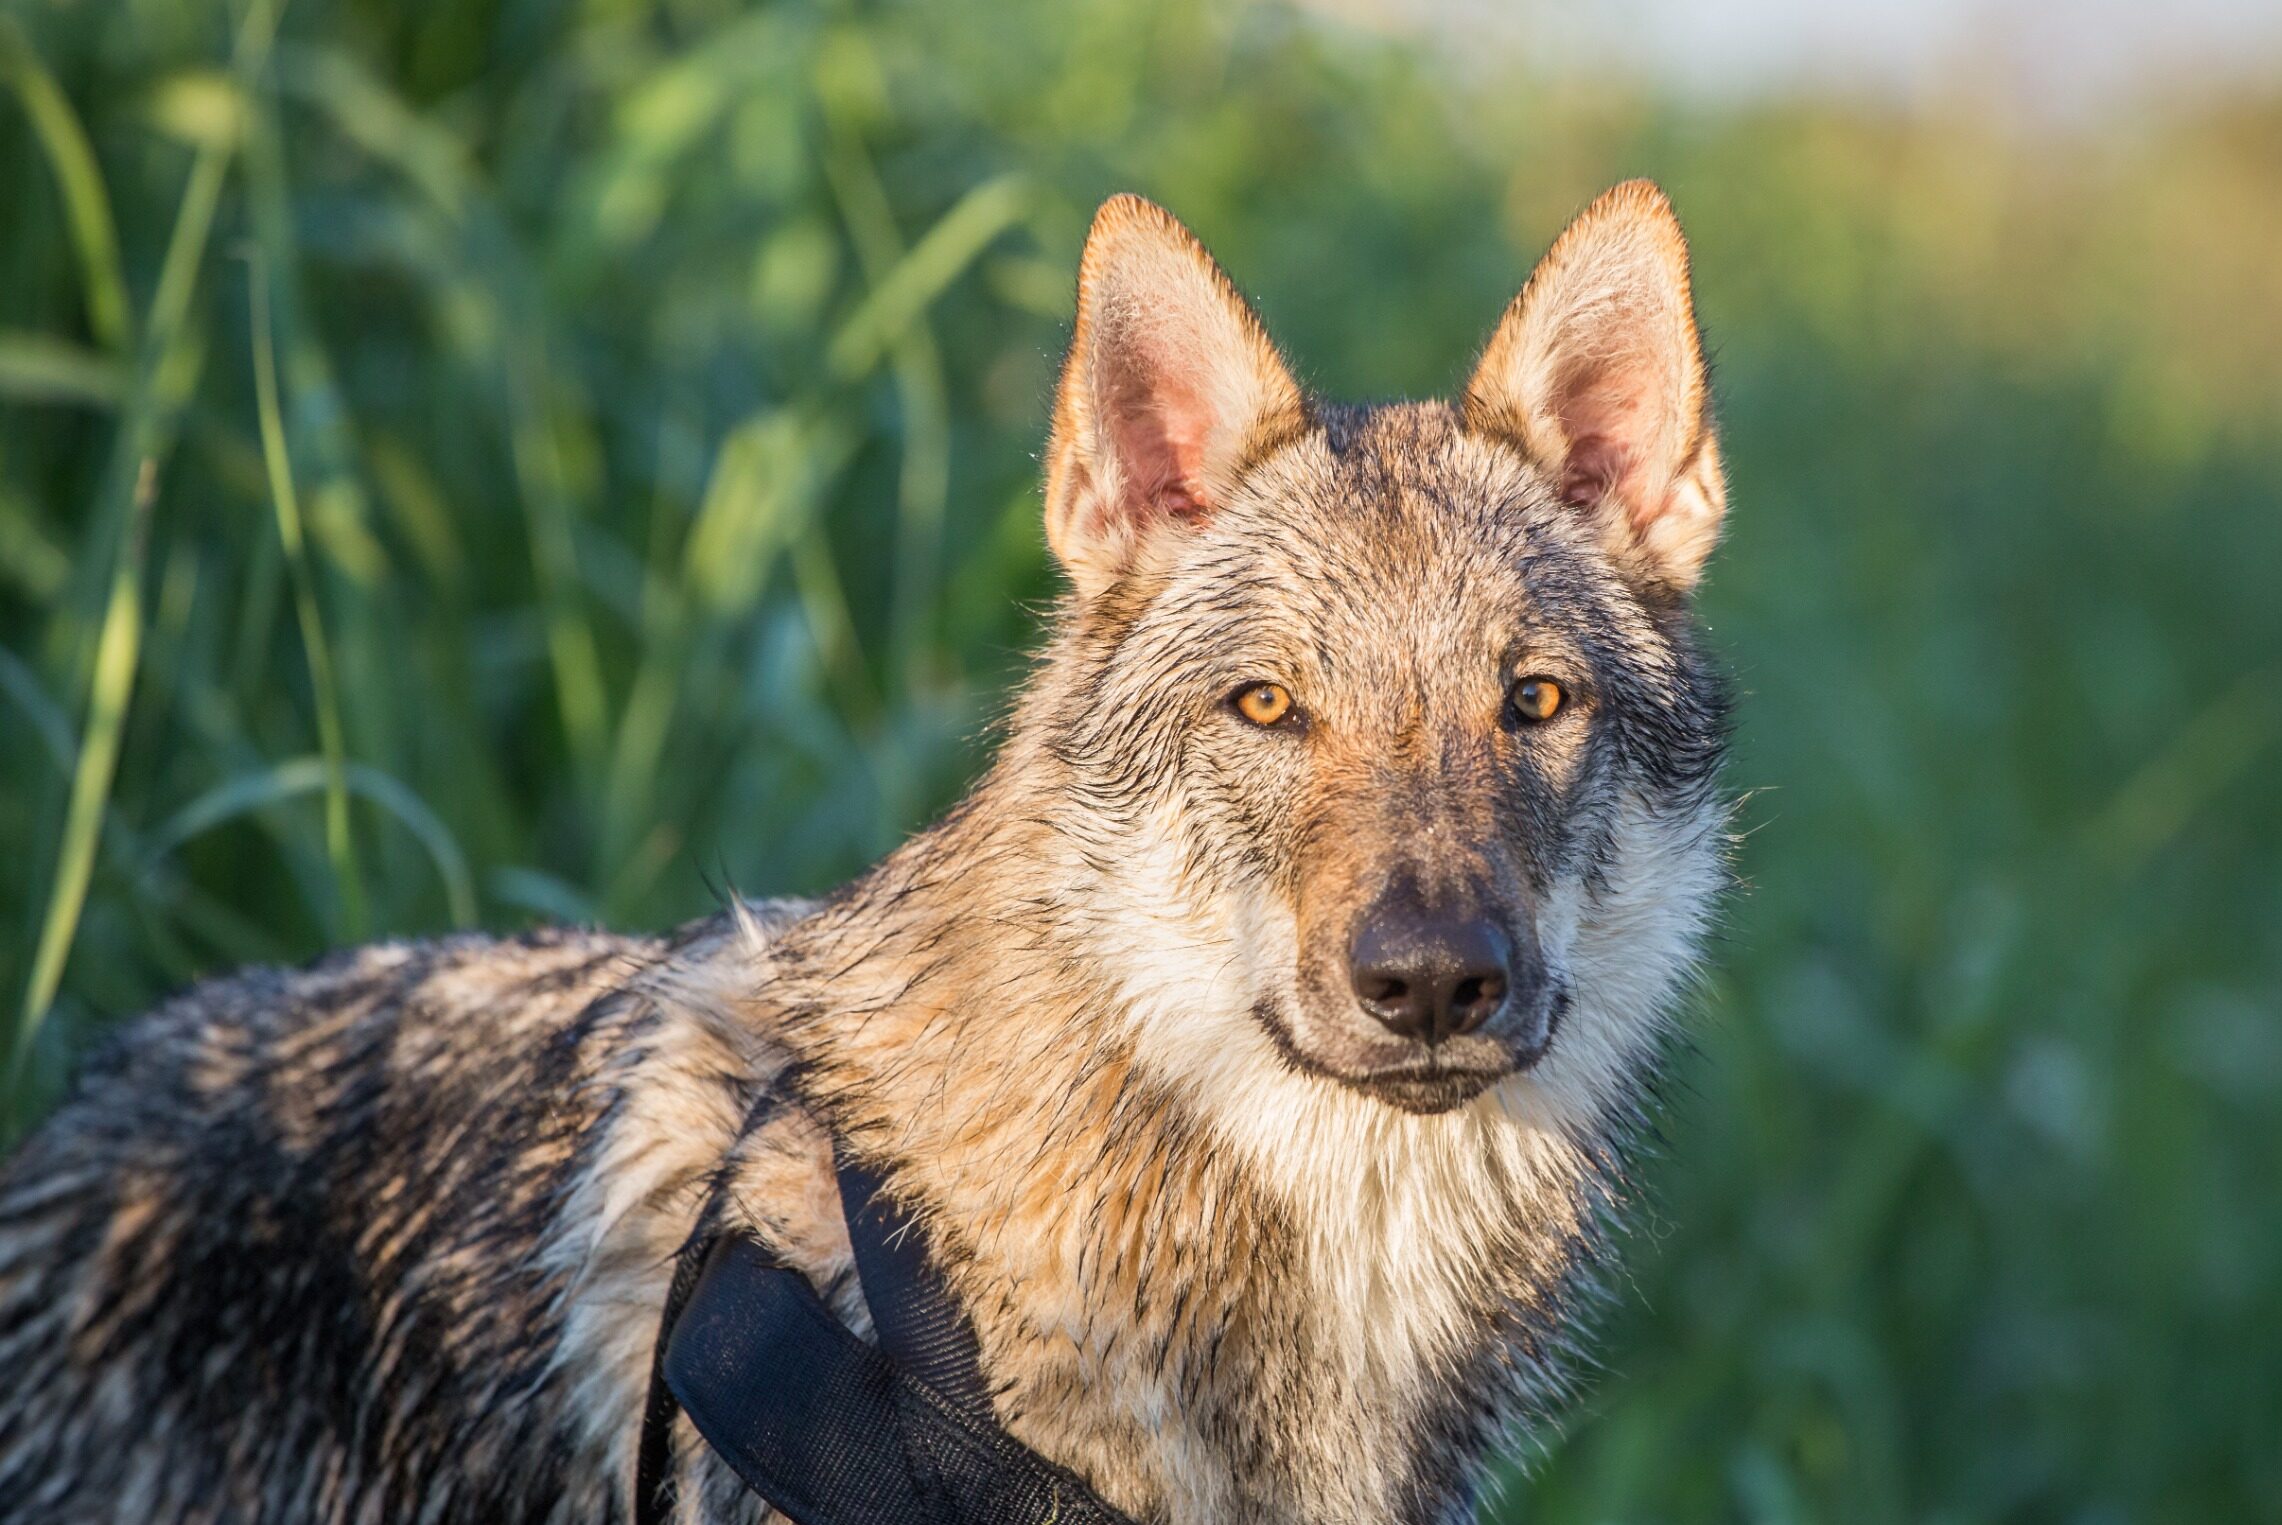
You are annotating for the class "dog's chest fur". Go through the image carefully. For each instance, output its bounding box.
[683,1090,1567,1525]
[626,900,1607,1525]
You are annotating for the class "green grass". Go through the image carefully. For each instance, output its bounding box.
[2,2,2278,1518]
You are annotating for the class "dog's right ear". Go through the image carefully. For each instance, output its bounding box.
[1044,195,1306,598]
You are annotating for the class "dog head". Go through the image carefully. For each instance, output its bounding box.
[1024,185,1729,1126]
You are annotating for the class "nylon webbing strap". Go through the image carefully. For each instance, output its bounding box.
[664,1235,932,1522]
[632,1217,715,1523]
[635,1159,1141,1525]
[834,1153,994,1424]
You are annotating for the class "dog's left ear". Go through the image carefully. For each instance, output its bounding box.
[1045,195,1307,598]
[1465,181,1725,591]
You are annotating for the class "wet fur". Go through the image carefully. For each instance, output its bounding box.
[0,191,1733,1525]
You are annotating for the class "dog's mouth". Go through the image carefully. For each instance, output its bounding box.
[1342,1064,1513,1114]
[1253,986,1567,1115]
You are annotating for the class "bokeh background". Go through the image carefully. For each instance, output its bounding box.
[3,0,2279,1518]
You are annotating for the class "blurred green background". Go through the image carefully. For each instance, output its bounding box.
[3,0,2279,1518]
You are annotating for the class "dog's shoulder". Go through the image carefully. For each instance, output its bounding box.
[0,915,803,1523]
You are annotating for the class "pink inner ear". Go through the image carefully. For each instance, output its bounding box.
[1105,363,1212,521]
[1558,434,1628,511]
[1109,405,1206,517]
[1554,354,1667,527]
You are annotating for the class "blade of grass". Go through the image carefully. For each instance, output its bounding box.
[59,0,282,649]
[12,461,153,1091]
[503,336,612,789]
[14,0,290,1102]
[791,522,883,737]
[599,410,856,876]
[139,757,476,929]
[246,248,368,940]
[0,332,126,406]
[818,104,958,694]
[0,16,132,351]
[0,647,75,773]
[817,166,1029,701]
[487,867,595,927]
[2082,663,2281,883]
[824,173,1031,380]
[2,639,162,883]
[273,44,610,791]
[0,489,70,602]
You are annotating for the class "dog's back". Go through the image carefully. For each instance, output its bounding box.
[0,927,757,1523]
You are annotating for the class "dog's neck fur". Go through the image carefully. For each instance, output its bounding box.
[716,721,1618,1524]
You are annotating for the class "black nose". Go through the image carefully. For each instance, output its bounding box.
[1348,900,1513,1044]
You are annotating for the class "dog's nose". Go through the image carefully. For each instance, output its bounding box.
[1348,904,1513,1044]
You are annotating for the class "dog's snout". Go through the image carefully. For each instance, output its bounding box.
[1348,900,1513,1045]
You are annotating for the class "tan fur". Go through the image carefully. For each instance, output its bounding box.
[0,184,1736,1525]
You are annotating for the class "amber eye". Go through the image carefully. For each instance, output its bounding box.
[1233,682,1295,727]
[1509,676,1565,724]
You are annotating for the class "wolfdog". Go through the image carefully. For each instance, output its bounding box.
[0,180,1732,1524]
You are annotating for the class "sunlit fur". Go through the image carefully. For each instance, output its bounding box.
[0,183,1733,1524]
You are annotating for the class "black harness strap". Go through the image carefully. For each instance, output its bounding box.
[635,1154,1140,1525]
[832,1152,993,1423]
[633,1214,717,1522]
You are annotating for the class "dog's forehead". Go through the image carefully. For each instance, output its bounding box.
[1260,402,1553,558]
[1316,397,1468,461]
[1205,400,1588,649]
